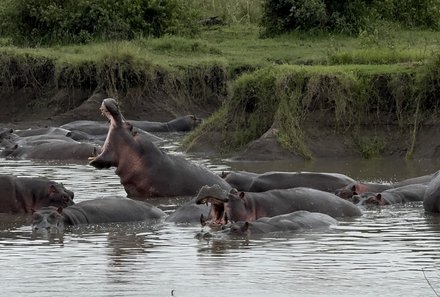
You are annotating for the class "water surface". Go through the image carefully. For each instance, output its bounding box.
[1,151,440,297]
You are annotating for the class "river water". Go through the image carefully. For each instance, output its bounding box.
[1,135,440,297]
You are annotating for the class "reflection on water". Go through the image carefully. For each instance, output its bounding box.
[1,153,440,296]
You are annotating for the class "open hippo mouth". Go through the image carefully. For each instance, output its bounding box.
[100,98,124,127]
[195,185,230,226]
[197,196,229,225]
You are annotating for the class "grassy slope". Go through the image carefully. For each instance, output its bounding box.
[1,24,439,71]
[1,22,439,158]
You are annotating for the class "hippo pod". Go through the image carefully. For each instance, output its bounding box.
[195,185,362,226]
[0,128,101,162]
[32,197,167,233]
[89,98,230,198]
[0,175,74,214]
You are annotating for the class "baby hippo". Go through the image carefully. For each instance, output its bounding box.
[225,210,338,237]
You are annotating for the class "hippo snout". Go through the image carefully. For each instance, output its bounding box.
[195,184,229,205]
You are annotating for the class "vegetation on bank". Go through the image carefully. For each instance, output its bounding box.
[0,0,439,159]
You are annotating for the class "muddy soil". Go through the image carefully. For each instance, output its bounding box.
[1,86,439,161]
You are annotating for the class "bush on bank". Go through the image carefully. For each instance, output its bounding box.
[261,0,440,36]
[184,60,440,158]
[0,0,199,45]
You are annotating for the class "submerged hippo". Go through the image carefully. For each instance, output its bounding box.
[4,141,99,161]
[128,115,202,132]
[14,127,71,138]
[89,98,230,198]
[220,210,338,237]
[32,197,166,233]
[195,185,361,225]
[335,182,393,199]
[223,170,356,192]
[0,175,74,214]
[349,184,427,206]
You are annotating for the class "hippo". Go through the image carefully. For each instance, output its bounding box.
[0,175,74,214]
[393,173,434,187]
[32,197,166,233]
[60,120,109,136]
[423,172,440,213]
[195,185,361,225]
[223,170,356,193]
[335,182,393,199]
[14,127,71,138]
[165,197,210,224]
[128,115,202,132]
[219,210,338,237]
[349,184,427,206]
[89,98,231,198]
[3,141,99,161]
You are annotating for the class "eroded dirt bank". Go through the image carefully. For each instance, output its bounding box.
[1,56,440,161]
[0,55,228,128]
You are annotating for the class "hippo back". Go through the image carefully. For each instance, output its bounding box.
[63,198,166,225]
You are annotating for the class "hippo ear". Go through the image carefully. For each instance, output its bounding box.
[48,184,59,194]
[239,192,245,199]
[57,207,63,214]
[351,185,357,192]
[376,193,383,201]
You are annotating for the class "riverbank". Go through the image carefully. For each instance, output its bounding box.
[1,24,439,160]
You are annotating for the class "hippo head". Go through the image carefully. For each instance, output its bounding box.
[35,183,74,210]
[196,184,230,225]
[335,184,359,199]
[100,98,124,127]
[349,192,389,206]
[31,206,65,233]
[225,221,251,237]
[89,98,135,169]
[196,185,250,225]
[362,193,389,206]
[186,115,203,130]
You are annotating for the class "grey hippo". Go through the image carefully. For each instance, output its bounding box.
[223,170,356,193]
[195,184,362,226]
[423,171,440,213]
[206,210,338,238]
[32,197,166,233]
[348,184,427,206]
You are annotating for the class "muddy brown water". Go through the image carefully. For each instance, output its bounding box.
[1,135,440,297]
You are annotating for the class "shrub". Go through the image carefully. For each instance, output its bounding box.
[0,0,199,45]
[261,0,327,36]
[261,0,440,36]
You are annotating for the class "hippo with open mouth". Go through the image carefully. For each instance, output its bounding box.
[89,98,230,198]
[196,184,362,226]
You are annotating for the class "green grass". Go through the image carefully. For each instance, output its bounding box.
[0,24,438,74]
